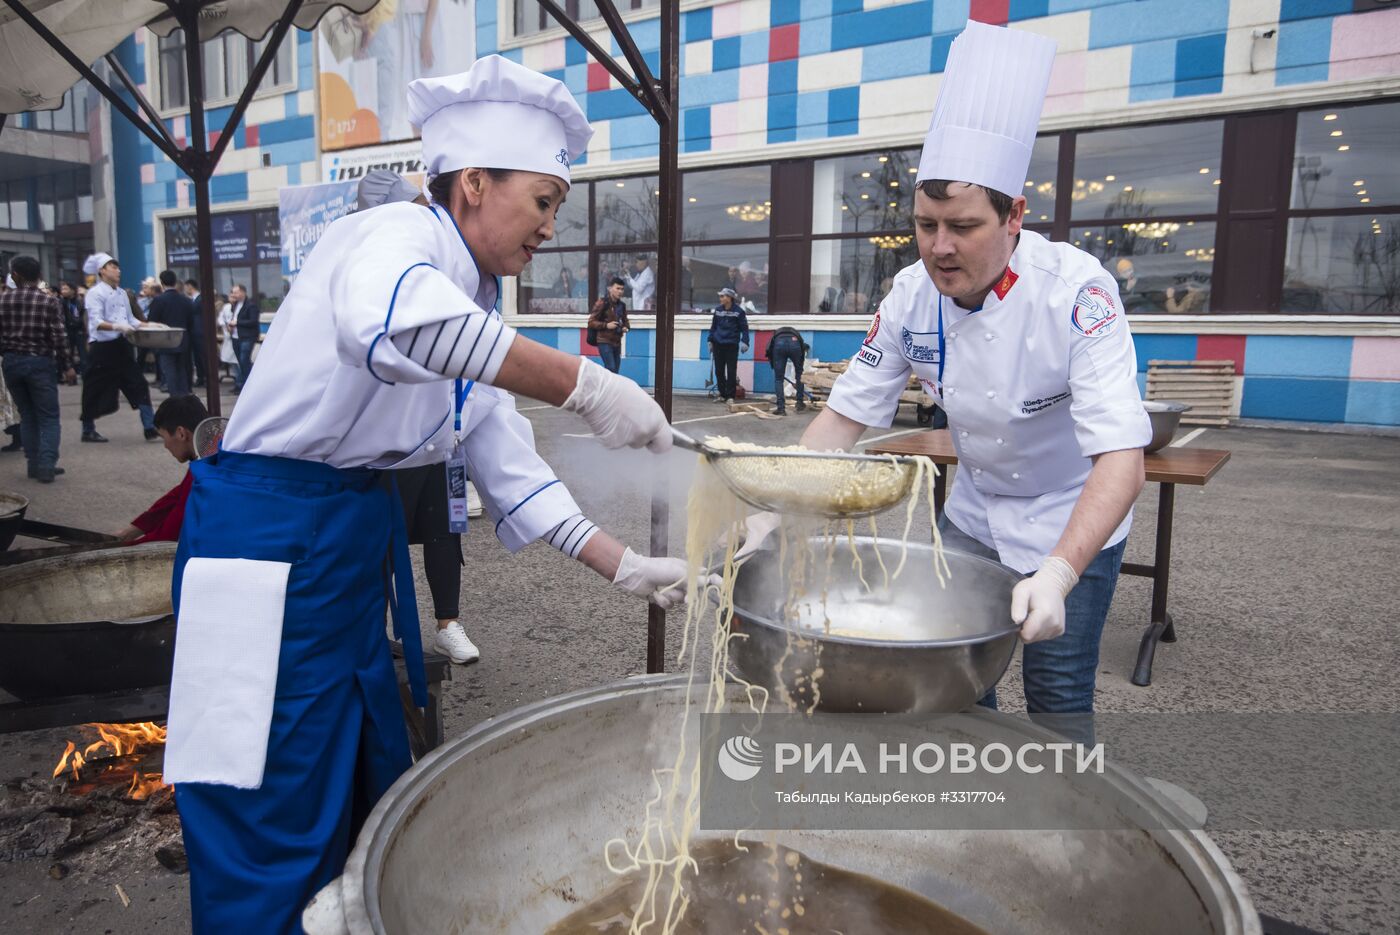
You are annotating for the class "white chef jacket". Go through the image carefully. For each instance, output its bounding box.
[85,281,139,343]
[223,202,516,470]
[827,230,1150,573]
[626,265,655,311]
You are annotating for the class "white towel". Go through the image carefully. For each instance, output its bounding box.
[164,558,290,789]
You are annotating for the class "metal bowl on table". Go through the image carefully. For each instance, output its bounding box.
[728,537,1022,713]
[0,492,28,552]
[128,326,186,350]
[1144,400,1192,453]
[0,542,176,700]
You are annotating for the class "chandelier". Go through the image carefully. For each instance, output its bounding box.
[1123,221,1181,238]
[1185,247,1215,262]
[868,234,913,250]
[1070,179,1105,201]
[726,202,771,222]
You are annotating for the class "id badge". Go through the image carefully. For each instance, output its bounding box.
[445,442,469,534]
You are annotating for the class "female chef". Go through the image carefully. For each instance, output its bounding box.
[793,23,1150,723]
[355,170,697,665]
[162,56,678,933]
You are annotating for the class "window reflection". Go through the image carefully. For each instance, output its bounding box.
[1022,135,1059,222]
[596,176,660,245]
[599,251,658,312]
[810,236,919,315]
[681,244,769,314]
[1292,102,1400,212]
[520,250,590,315]
[1078,222,1216,313]
[683,165,772,241]
[1284,215,1399,315]
[1072,121,1223,219]
[812,148,920,235]
[551,183,591,249]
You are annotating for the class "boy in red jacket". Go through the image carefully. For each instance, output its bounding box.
[116,394,208,544]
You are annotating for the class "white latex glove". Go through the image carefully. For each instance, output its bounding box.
[1009,556,1079,643]
[734,511,781,562]
[562,361,671,453]
[740,343,749,354]
[612,548,715,610]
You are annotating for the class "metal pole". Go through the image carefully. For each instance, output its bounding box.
[645,0,681,674]
[177,1,221,417]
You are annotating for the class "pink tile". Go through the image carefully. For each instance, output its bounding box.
[710,101,740,140]
[1044,51,1085,117]
[737,360,754,391]
[1331,8,1400,81]
[1351,337,1400,381]
[711,2,742,39]
[535,38,566,72]
[738,63,767,100]
[140,163,156,184]
[176,180,189,209]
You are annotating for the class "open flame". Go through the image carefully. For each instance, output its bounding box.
[52,722,170,800]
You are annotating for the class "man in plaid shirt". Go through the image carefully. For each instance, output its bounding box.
[0,255,77,483]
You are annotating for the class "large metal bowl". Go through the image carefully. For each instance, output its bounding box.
[0,542,176,700]
[728,538,1022,713]
[304,675,1260,935]
[128,326,186,349]
[0,492,27,552]
[1144,400,1192,453]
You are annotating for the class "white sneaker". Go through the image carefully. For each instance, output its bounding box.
[434,621,480,664]
[465,481,483,518]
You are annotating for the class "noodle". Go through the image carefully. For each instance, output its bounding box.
[601,438,947,934]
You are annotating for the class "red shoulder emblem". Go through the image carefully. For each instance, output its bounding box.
[864,310,881,345]
[992,267,1018,301]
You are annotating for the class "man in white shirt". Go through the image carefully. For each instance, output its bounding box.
[624,254,655,311]
[79,253,157,443]
[784,23,1150,721]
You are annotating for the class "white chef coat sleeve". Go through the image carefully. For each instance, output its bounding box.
[1065,276,1152,457]
[328,204,515,385]
[825,305,913,429]
[463,398,585,554]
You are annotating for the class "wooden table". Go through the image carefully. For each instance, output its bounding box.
[868,430,1230,687]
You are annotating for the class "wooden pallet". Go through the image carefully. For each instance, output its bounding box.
[1146,360,1235,427]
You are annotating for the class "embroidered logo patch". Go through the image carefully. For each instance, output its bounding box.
[864,310,881,345]
[555,148,570,168]
[855,344,884,367]
[1071,285,1120,337]
[900,327,939,364]
[992,267,1019,301]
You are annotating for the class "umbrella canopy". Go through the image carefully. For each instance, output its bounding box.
[0,0,375,113]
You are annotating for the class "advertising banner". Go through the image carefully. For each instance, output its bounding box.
[320,140,427,185]
[317,0,477,151]
[278,180,360,279]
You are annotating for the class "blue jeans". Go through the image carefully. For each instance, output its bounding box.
[938,516,1126,720]
[2,354,61,472]
[596,343,621,373]
[235,338,256,389]
[159,350,190,396]
[769,342,806,413]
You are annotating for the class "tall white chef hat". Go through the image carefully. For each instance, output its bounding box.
[357,169,423,211]
[82,252,115,276]
[407,55,593,188]
[916,21,1057,199]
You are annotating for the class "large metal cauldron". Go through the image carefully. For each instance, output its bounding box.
[0,543,176,700]
[730,539,1021,713]
[0,492,27,553]
[304,676,1258,935]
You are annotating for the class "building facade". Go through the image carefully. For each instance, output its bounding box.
[110,1,1400,426]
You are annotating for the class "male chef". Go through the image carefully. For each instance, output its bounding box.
[798,22,1150,717]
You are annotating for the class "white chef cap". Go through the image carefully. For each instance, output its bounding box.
[357,170,422,211]
[82,252,115,276]
[407,55,592,187]
[916,22,1057,199]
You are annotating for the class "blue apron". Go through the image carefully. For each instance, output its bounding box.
[172,450,427,935]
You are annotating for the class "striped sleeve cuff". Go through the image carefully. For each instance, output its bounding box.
[544,513,598,559]
[391,311,517,384]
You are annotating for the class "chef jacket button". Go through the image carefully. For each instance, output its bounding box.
[983,333,994,341]
[995,437,1004,445]
[1028,516,1037,524]
[948,332,958,341]
[1012,472,1021,480]
[947,387,956,396]
[973,467,983,475]
[960,430,969,438]
[985,390,995,399]
[426,444,435,452]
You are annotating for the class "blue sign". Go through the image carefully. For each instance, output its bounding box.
[278,180,359,279]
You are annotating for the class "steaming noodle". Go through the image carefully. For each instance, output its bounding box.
[557,438,953,934]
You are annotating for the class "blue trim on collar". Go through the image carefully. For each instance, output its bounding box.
[430,203,501,313]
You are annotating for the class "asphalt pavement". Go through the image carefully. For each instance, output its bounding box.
[0,378,1396,934]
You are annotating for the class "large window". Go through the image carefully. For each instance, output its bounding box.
[163,209,287,312]
[156,28,295,111]
[514,0,658,40]
[1285,102,1400,315]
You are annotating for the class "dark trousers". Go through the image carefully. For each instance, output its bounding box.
[2,354,61,472]
[769,344,807,413]
[596,342,621,373]
[712,343,739,399]
[80,337,154,429]
[190,328,208,386]
[160,350,191,396]
[396,463,463,620]
[234,338,256,389]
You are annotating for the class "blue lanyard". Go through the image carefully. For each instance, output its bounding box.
[935,293,983,386]
[432,200,500,434]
